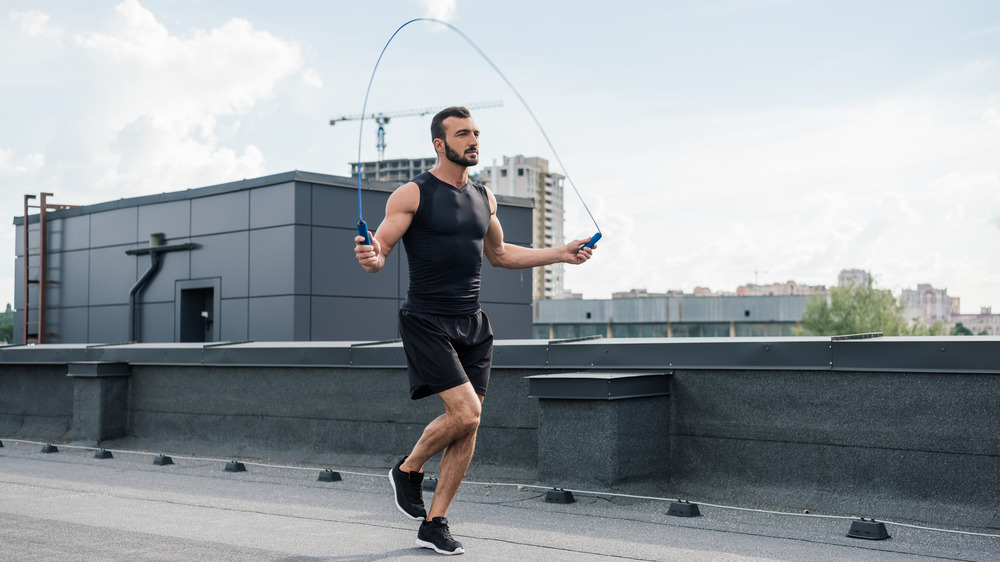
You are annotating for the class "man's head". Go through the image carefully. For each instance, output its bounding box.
[431,106,479,167]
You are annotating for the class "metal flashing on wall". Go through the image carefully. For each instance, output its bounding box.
[527,372,672,400]
[202,341,354,367]
[0,344,92,365]
[95,343,208,365]
[0,337,997,374]
[832,337,1000,374]
[544,337,834,371]
[67,362,131,377]
[349,341,408,368]
[492,339,551,367]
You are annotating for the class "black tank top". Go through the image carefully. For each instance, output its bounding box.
[401,171,492,315]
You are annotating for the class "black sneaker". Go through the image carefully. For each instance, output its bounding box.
[416,517,464,555]
[389,457,426,521]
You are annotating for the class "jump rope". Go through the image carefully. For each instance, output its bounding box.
[354,18,601,250]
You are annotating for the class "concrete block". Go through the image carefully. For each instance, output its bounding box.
[530,373,671,488]
[68,362,130,442]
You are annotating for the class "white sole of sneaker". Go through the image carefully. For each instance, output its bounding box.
[389,468,426,521]
[416,538,464,555]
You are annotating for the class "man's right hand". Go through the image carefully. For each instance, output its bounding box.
[355,235,383,273]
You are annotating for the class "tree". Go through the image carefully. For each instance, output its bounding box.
[0,303,12,343]
[796,279,945,337]
[950,322,974,336]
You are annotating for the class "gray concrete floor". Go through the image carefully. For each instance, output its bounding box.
[1,439,997,561]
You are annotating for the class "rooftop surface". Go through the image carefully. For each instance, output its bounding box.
[2,439,996,561]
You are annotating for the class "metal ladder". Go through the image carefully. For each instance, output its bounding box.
[22,193,76,344]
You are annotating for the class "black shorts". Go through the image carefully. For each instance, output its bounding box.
[398,309,493,400]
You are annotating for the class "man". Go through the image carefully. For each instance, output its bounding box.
[354,106,596,555]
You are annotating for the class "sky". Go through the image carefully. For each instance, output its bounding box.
[2,0,999,313]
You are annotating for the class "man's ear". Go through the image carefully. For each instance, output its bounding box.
[432,137,444,153]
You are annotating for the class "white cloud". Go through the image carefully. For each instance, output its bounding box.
[18,0,306,198]
[0,148,44,174]
[983,108,1000,126]
[300,68,323,89]
[9,10,63,38]
[418,0,457,21]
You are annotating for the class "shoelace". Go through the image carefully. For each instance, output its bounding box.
[408,479,424,505]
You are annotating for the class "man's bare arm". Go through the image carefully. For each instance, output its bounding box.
[354,182,419,273]
[482,188,595,270]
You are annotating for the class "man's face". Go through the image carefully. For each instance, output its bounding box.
[442,116,479,167]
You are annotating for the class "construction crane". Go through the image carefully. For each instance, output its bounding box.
[329,100,503,162]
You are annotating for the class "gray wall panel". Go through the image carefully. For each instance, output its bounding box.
[191,232,250,299]
[495,205,533,246]
[311,184,367,228]
[14,256,24,309]
[311,184,393,230]
[138,199,191,242]
[43,249,89,308]
[249,226,300,297]
[247,296,297,341]
[293,224,311,295]
[15,219,34,258]
[140,250,192,303]
[191,191,249,236]
[48,214,90,253]
[481,264,532,305]
[220,298,249,341]
[250,182,305,229]
[293,294,311,340]
[44,306,89,343]
[88,305,129,343]
[90,207,138,247]
[481,302,532,339]
[311,226,401,298]
[138,302,174,342]
[311,296,400,341]
[90,247,137,306]
[14,221,24,258]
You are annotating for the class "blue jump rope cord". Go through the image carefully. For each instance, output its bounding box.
[356,18,601,237]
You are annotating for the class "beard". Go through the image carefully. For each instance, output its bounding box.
[444,140,478,167]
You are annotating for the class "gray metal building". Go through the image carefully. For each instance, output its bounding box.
[533,295,808,338]
[13,171,535,344]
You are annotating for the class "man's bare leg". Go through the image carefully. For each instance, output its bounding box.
[400,382,483,519]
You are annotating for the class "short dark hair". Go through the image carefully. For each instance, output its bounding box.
[431,106,471,141]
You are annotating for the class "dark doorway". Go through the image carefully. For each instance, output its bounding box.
[179,287,214,342]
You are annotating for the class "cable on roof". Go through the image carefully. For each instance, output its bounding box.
[5,438,998,539]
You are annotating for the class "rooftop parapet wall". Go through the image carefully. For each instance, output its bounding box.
[1,337,998,527]
[3,336,997,372]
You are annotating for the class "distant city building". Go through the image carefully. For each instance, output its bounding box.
[351,157,437,183]
[534,292,809,339]
[611,288,685,299]
[535,281,826,339]
[478,155,566,301]
[736,280,827,296]
[838,268,872,287]
[901,283,959,325]
[951,306,1000,335]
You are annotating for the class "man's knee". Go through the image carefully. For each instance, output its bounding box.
[452,406,480,435]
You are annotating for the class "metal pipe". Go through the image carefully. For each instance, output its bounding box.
[125,239,198,342]
[127,250,162,343]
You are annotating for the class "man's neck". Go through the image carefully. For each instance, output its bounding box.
[430,159,469,188]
